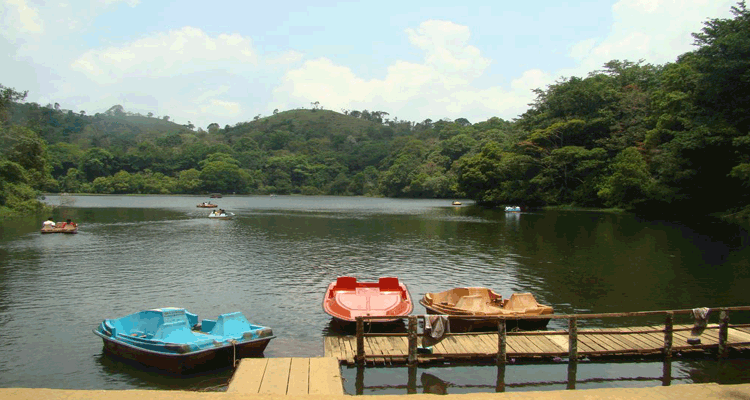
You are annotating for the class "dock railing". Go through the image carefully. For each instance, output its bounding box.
[353,306,750,367]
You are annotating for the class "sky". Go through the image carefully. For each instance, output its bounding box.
[0,0,738,131]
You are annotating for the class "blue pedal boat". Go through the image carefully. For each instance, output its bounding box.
[93,307,275,374]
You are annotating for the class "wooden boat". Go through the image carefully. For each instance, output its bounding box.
[208,211,235,219]
[197,202,218,208]
[452,201,462,206]
[93,307,274,374]
[40,223,78,234]
[323,276,413,324]
[420,287,553,331]
[210,193,223,198]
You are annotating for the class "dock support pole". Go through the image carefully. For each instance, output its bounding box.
[407,315,418,366]
[718,309,729,359]
[497,317,507,365]
[356,317,365,366]
[664,312,673,358]
[567,317,578,390]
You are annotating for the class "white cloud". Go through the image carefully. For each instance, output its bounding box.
[272,20,508,123]
[565,0,735,78]
[200,99,242,118]
[266,50,304,65]
[71,27,258,84]
[1,0,43,36]
[406,20,491,82]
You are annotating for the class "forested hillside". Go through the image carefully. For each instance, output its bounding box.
[1,3,749,219]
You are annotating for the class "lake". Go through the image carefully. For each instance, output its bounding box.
[0,195,748,394]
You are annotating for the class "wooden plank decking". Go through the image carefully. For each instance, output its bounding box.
[324,324,750,365]
[227,357,344,395]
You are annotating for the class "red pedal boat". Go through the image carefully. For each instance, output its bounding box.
[323,276,413,323]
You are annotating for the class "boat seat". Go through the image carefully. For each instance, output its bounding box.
[378,277,400,291]
[208,312,251,337]
[446,288,472,306]
[504,293,539,312]
[336,276,357,291]
[152,320,197,343]
[454,295,487,312]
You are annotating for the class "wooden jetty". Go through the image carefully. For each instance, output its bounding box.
[324,306,750,366]
[227,357,343,395]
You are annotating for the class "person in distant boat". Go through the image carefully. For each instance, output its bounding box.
[42,217,55,228]
[62,218,76,228]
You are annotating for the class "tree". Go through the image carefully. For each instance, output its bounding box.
[454,117,471,127]
[0,125,52,189]
[207,123,220,134]
[104,105,125,117]
[598,147,654,209]
[79,148,116,181]
[176,168,202,193]
[691,1,750,133]
[0,84,28,123]
[198,153,248,193]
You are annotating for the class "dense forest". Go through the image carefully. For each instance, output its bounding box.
[2,3,749,219]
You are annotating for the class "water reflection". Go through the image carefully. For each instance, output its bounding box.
[420,372,449,394]
[344,358,688,395]
[95,352,233,391]
[323,319,407,336]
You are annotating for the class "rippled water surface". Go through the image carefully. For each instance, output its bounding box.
[1,195,749,393]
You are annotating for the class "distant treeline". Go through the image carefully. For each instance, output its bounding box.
[1,3,749,219]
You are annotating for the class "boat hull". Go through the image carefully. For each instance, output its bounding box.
[40,227,78,234]
[96,333,272,374]
[420,302,551,331]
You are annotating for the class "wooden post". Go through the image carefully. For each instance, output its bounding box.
[567,317,577,390]
[718,309,729,359]
[497,317,507,365]
[568,317,578,362]
[356,317,365,366]
[664,312,673,358]
[407,315,418,366]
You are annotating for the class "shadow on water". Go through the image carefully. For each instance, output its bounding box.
[322,318,407,336]
[94,352,233,391]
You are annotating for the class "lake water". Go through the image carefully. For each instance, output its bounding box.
[0,195,748,394]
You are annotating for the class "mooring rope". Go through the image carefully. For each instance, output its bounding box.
[230,339,238,367]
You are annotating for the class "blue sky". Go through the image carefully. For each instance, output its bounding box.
[1,0,737,130]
